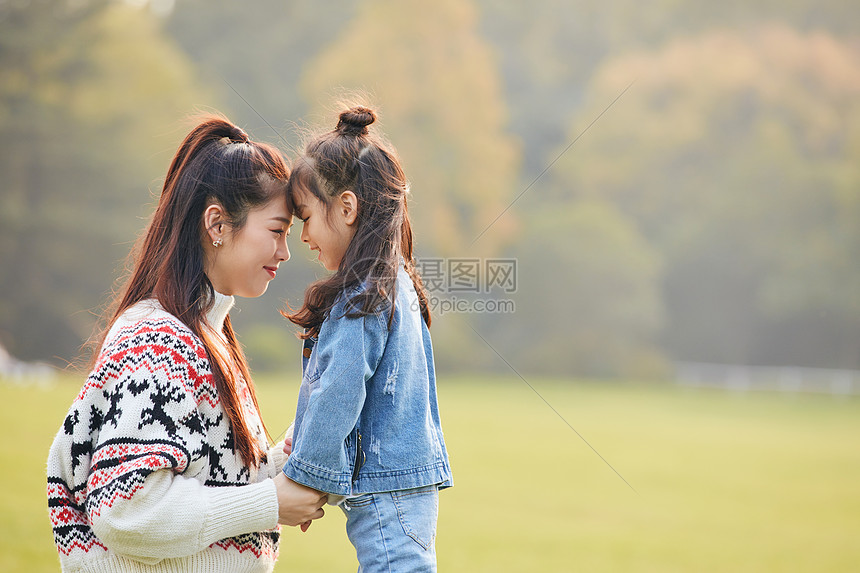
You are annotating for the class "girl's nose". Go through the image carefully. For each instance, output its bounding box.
[301,223,309,244]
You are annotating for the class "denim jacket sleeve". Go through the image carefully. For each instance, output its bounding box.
[282,300,389,495]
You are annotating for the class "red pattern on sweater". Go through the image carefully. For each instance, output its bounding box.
[47,313,278,566]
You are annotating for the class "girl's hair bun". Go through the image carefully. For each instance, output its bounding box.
[337,107,377,136]
[230,125,249,143]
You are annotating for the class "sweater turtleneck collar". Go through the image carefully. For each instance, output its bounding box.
[208,290,235,333]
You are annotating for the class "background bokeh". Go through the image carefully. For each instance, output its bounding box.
[2,0,858,377]
[1,0,858,571]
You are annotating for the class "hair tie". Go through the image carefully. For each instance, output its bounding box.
[352,145,372,171]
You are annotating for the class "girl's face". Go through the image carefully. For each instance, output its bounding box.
[205,197,292,297]
[292,182,357,271]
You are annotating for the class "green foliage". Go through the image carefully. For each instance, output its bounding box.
[0,0,211,362]
[507,200,666,377]
[552,25,860,367]
[477,0,860,180]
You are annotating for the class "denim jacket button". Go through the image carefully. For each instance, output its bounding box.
[303,347,312,359]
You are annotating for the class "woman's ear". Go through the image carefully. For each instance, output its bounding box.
[203,204,226,245]
[339,191,358,226]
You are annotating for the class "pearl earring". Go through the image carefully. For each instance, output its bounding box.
[213,238,223,247]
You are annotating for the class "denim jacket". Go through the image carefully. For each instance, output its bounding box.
[283,266,452,497]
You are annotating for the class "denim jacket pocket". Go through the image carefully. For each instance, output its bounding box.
[391,485,439,550]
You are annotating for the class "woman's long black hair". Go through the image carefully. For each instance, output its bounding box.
[94,115,290,467]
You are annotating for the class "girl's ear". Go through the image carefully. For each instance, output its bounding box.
[203,204,226,245]
[339,190,358,226]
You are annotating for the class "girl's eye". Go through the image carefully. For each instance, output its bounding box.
[272,229,285,236]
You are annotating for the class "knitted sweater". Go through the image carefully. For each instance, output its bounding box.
[47,294,282,573]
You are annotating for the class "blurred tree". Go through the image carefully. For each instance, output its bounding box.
[7,0,856,376]
[477,0,860,182]
[503,200,665,378]
[299,0,521,257]
[476,0,610,177]
[552,26,860,368]
[0,0,209,364]
[166,0,357,148]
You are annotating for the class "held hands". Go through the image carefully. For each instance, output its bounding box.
[273,472,326,531]
[279,436,313,531]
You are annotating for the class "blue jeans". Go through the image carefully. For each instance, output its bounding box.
[342,485,439,573]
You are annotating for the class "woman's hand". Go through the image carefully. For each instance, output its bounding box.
[283,437,292,456]
[273,472,326,527]
[273,473,326,527]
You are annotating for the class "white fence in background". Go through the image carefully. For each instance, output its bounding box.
[675,361,859,396]
[0,342,56,384]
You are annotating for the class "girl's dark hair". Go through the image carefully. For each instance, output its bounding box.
[95,114,290,467]
[286,106,430,338]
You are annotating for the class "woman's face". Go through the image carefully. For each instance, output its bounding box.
[292,183,356,272]
[205,197,292,297]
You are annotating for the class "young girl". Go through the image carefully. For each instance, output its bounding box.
[282,106,453,572]
[47,116,326,573]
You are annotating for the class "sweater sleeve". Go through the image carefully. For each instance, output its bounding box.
[90,470,277,562]
[80,322,277,562]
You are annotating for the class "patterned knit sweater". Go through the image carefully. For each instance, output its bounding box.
[47,294,284,573]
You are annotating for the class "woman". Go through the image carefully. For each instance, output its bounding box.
[47,116,325,572]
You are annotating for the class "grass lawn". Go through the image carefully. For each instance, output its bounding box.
[3,373,858,572]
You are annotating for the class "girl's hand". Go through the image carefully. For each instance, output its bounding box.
[273,472,326,526]
[283,437,293,456]
[300,520,312,532]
